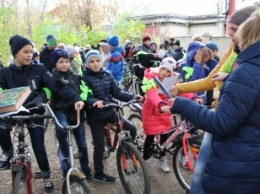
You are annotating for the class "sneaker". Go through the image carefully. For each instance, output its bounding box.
[180,155,189,169]
[44,177,54,194]
[0,154,11,170]
[156,156,170,173]
[94,172,116,183]
[86,173,94,181]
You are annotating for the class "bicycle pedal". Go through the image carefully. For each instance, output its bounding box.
[33,172,43,179]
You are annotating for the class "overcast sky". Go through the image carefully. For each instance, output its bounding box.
[120,0,257,16]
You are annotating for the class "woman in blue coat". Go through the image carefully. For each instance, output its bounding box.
[170,9,260,194]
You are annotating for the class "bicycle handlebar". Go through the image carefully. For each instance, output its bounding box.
[1,103,80,130]
[90,98,142,109]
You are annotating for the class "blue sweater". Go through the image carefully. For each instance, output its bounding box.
[172,41,260,194]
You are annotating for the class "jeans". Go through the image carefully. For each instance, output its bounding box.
[0,120,50,178]
[54,111,91,176]
[89,112,136,174]
[190,132,213,194]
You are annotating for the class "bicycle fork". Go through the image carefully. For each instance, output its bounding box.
[12,162,33,194]
[182,133,198,171]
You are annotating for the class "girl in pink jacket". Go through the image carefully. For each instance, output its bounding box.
[142,58,195,172]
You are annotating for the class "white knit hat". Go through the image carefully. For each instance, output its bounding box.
[159,57,176,74]
[64,45,77,56]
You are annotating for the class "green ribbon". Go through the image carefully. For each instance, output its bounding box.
[141,77,156,93]
[43,87,52,100]
[182,66,194,81]
[80,80,93,101]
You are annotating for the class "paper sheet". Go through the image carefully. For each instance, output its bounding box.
[0,106,29,118]
[157,73,180,94]
[158,49,167,58]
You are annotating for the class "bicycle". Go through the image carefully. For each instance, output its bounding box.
[132,113,201,192]
[43,103,93,194]
[99,99,150,194]
[0,108,53,194]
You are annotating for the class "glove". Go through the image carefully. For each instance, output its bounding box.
[24,90,48,114]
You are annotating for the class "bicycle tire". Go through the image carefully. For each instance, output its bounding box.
[128,114,143,134]
[116,141,150,194]
[172,138,201,191]
[61,175,93,194]
[12,170,28,194]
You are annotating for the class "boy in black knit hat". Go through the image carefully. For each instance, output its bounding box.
[0,35,84,194]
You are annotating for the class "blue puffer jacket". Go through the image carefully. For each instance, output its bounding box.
[172,41,260,194]
[82,68,134,124]
[106,46,124,83]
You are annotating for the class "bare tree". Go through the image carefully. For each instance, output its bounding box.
[215,0,226,15]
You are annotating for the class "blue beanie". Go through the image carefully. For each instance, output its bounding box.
[85,50,102,66]
[47,34,58,46]
[50,49,69,66]
[9,35,33,57]
[108,36,119,47]
[206,41,219,51]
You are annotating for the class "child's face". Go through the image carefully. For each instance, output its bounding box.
[159,67,171,80]
[70,52,78,59]
[56,57,70,72]
[15,45,33,66]
[88,56,101,72]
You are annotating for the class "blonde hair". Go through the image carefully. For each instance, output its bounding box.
[237,9,260,51]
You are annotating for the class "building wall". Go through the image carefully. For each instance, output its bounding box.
[174,36,231,58]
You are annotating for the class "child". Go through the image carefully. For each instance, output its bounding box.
[0,35,84,194]
[106,36,125,83]
[50,49,93,180]
[180,41,217,103]
[64,45,82,74]
[82,50,143,183]
[141,58,175,172]
[141,57,196,172]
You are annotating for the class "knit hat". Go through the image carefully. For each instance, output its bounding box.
[85,50,102,66]
[142,35,151,43]
[206,41,219,51]
[172,39,180,46]
[99,39,109,46]
[159,57,176,74]
[50,49,69,66]
[9,35,33,57]
[64,45,77,56]
[46,34,58,47]
[150,41,157,47]
[108,36,119,47]
[229,6,258,26]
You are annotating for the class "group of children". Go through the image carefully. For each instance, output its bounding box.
[0,33,217,194]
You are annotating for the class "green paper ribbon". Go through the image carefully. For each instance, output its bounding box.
[141,77,156,93]
[80,80,93,101]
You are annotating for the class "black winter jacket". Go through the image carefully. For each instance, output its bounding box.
[82,68,134,124]
[40,47,55,72]
[50,68,84,121]
[0,64,81,106]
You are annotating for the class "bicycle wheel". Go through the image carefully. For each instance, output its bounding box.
[62,175,93,194]
[12,170,28,194]
[116,141,150,194]
[172,138,201,191]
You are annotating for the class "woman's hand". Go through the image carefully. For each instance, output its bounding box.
[211,72,229,81]
[93,100,104,108]
[74,101,85,110]
[169,86,178,97]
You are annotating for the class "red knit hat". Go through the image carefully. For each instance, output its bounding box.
[142,35,151,43]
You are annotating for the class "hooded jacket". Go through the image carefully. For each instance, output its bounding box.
[82,68,134,124]
[172,41,260,194]
[106,46,125,83]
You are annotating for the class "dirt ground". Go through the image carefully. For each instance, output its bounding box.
[0,109,186,194]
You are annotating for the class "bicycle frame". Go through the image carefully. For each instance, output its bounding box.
[43,104,84,194]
